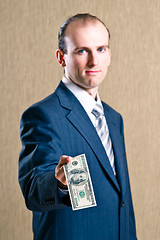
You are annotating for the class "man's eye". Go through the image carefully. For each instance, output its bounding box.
[98,47,105,52]
[77,49,86,55]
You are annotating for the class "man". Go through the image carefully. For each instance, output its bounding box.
[19,13,137,240]
[68,169,88,186]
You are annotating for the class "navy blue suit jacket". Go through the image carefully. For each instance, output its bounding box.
[19,81,137,240]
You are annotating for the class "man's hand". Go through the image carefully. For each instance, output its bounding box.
[55,155,71,189]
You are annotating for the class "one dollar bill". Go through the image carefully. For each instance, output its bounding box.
[63,154,97,210]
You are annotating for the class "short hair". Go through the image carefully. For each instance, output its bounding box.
[58,13,110,54]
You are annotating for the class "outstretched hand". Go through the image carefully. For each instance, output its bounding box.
[55,155,71,189]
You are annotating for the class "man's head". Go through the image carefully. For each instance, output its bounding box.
[56,13,111,98]
[58,13,110,54]
[69,169,88,186]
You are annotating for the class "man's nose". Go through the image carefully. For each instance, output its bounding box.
[88,51,98,66]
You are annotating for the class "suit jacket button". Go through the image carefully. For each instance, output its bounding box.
[121,202,124,207]
[46,197,55,204]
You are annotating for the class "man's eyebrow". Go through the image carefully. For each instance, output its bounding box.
[73,47,89,51]
[97,44,109,48]
[74,45,109,51]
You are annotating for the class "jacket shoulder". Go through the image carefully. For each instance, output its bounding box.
[102,101,122,119]
[21,91,60,121]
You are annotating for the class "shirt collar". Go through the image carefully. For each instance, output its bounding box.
[62,76,103,115]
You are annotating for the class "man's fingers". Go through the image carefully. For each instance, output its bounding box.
[58,155,70,168]
[55,155,72,185]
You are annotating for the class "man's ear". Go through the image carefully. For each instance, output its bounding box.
[56,49,66,67]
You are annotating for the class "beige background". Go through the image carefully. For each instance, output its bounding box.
[0,0,160,239]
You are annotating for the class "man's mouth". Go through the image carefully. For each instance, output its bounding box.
[85,70,101,75]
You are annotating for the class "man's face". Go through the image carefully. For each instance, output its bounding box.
[72,172,86,182]
[62,20,111,94]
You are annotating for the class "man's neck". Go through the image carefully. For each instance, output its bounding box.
[64,75,98,100]
[85,88,98,101]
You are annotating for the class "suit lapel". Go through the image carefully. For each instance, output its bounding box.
[103,103,127,197]
[55,82,120,193]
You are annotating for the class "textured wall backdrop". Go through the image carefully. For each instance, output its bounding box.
[0,0,160,239]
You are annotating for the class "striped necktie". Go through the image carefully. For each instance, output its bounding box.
[92,104,116,175]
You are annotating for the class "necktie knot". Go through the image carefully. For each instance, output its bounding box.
[91,104,104,118]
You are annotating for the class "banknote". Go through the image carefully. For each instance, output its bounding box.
[63,154,97,210]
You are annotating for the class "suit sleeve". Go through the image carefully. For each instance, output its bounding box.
[120,115,137,240]
[18,104,71,212]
